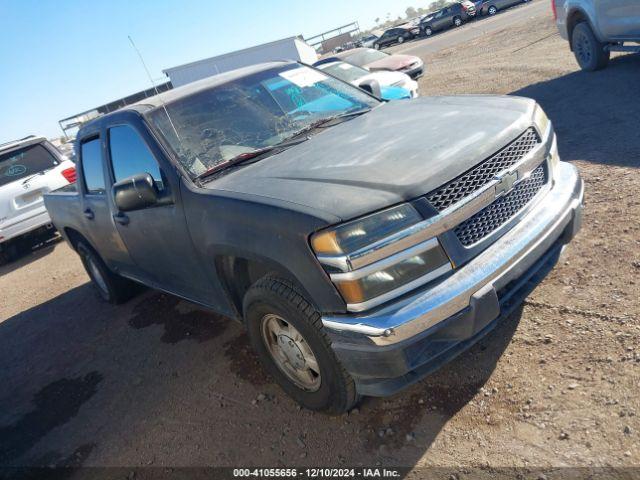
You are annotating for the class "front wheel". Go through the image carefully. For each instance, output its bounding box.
[244,277,359,413]
[424,26,433,36]
[487,5,497,15]
[374,43,380,50]
[572,22,610,71]
[398,36,405,44]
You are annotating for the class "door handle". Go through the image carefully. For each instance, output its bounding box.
[113,213,130,225]
[83,208,94,220]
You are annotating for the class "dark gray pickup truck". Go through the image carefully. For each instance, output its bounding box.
[45,61,583,413]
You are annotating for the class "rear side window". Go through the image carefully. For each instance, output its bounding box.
[80,138,106,194]
[108,125,164,191]
[0,144,58,187]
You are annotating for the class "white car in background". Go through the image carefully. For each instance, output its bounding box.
[316,60,419,99]
[358,34,379,48]
[0,136,76,262]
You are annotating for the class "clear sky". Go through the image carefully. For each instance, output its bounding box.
[0,0,419,143]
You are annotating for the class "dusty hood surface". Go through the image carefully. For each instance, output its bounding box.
[206,95,536,221]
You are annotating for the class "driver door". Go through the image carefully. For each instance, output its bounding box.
[105,119,215,303]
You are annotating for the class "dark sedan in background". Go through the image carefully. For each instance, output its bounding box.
[373,25,420,49]
[420,2,475,36]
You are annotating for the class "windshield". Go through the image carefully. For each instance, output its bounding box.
[342,49,389,66]
[0,143,59,187]
[147,64,379,178]
[318,62,370,84]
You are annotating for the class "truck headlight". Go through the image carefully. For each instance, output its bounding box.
[311,204,421,256]
[311,204,452,311]
[533,105,550,136]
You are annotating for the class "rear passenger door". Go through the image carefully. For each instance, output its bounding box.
[433,9,449,30]
[379,30,393,46]
[77,134,133,273]
[105,120,215,302]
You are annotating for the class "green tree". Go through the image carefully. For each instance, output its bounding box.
[405,7,418,18]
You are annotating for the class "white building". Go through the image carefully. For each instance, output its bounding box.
[163,36,318,87]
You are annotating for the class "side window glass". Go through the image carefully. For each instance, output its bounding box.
[80,138,105,194]
[108,125,164,191]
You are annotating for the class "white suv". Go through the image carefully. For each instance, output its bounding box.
[0,136,76,263]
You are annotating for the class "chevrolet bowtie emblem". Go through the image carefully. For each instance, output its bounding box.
[494,171,518,198]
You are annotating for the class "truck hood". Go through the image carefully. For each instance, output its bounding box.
[206,95,536,221]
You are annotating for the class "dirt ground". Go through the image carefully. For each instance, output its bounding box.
[1,6,638,476]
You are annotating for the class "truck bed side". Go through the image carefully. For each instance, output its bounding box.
[43,186,84,248]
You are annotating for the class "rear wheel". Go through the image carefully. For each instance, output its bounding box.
[244,276,359,413]
[77,241,140,304]
[374,43,380,50]
[454,16,463,27]
[572,22,610,71]
[398,36,405,44]
[0,241,23,265]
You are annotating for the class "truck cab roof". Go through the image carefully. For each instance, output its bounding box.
[76,61,294,140]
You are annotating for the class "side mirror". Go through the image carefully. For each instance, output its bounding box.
[113,173,158,212]
[359,79,382,99]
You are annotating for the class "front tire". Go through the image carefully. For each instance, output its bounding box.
[374,43,380,50]
[572,22,610,71]
[487,5,497,15]
[244,276,358,413]
[424,26,433,36]
[398,36,405,44]
[77,241,140,304]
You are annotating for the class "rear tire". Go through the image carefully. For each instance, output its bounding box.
[398,36,405,44]
[454,16,463,27]
[0,241,22,265]
[374,43,380,50]
[571,22,610,71]
[244,276,359,413]
[77,241,140,304]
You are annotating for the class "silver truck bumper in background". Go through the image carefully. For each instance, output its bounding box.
[322,161,584,347]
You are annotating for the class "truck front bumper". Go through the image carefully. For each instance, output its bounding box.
[322,161,583,396]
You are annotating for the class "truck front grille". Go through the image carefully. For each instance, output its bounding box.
[427,127,541,211]
[454,164,547,246]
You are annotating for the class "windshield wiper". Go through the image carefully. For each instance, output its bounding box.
[194,136,310,184]
[193,108,372,184]
[21,170,47,185]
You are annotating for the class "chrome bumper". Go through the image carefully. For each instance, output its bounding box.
[322,161,583,346]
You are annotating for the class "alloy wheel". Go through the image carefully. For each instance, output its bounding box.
[575,30,593,66]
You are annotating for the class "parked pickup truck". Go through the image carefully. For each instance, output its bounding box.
[1,136,76,263]
[44,61,583,413]
[553,0,640,71]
